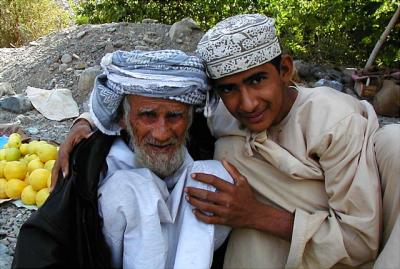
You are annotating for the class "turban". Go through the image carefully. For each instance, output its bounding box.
[196,14,281,79]
[90,50,210,135]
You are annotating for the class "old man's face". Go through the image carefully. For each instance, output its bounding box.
[123,95,191,178]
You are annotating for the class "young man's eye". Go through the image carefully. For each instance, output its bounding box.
[248,75,266,85]
[215,85,237,94]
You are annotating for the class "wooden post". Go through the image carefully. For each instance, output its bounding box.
[365,5,400,69]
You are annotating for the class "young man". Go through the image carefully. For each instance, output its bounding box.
[13,50,233,268]
[52,14,399,268]
[188,14,399,268]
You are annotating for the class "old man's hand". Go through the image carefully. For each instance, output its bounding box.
[50,119,93,190]
[185,160,261,229]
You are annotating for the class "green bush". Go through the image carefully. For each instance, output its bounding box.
[73,0,399,68]
[0,0,71,47]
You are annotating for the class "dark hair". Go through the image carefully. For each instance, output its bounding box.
[270,54,282,73]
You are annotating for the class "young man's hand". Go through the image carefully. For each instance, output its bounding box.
[185,160,294,241]
[50,119,93,191]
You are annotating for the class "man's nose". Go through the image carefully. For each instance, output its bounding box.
[151,118,173,142]
[239,87,258,112]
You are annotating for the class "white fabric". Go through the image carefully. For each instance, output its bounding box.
[26,86,79,121]
[210,85,382,268]
[98,138,232,269]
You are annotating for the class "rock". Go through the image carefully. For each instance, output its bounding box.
[314,79,344,92]
[76,31,86,39]
[29,41,39,46]
[27,127,39,135]
[58,63,69,72]
[294,60,312,78]
[0,94,33,113]
[72,54,80,60]
[135,45,150,50]
[142,18,158,24]
[0,82,15,97]
[74,61,87,70]
[373,80,400,117]
[169,18,201,42]
[61,53,73,64]
[49,63,60,72]
[77,66,102,93]
[113,40,125,48]
[104,42,114,53]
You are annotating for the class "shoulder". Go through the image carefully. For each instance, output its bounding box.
[294,86,366,132]
[191,160,234,184]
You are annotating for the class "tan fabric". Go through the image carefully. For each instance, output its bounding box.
[373,124,400,269]
[210,86,382,268]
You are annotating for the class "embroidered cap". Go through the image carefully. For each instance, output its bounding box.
[196,14,281,79]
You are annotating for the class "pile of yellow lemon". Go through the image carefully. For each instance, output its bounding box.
[0,133,58,208]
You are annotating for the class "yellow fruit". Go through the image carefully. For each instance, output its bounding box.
[37,143,57,163]
[5,179,27,199]
[5,147,21,161]
[0,149,6,160]
[19,143,29,155]
[0,160,6,178]
[27,141,40,155]
[47,173,52,188]
[27,159,44,173]
[29,168,50,191]
[24,154,39,163]
[44,160,56,172]
[21,185,37,205]
[36,188,50,207]
[24,173,30,184]
[0,178,7,198]
[8,133,22,148]
[3,161,27,180]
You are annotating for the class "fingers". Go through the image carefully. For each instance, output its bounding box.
[186,195,229,217]
[185,187,230,206]
[191,209,225,225]
[221,159,247,184]
[191,172,234,191]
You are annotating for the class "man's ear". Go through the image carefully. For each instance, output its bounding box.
[280,54,294,84]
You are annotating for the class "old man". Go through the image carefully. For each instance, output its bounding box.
[12,50,232,268]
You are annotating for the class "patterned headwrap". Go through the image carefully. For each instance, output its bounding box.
[90,50,210,135]
[196,14,281,79]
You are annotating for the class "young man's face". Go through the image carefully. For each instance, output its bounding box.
[213,55,294,133]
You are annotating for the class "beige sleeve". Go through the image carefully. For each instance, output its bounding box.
[286,113,381,268]
[71,112,94,128]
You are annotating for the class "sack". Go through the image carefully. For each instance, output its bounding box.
[12,131,115,268]
[373,80,400,117]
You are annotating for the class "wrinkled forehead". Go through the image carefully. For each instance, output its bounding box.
[127,94,190,112]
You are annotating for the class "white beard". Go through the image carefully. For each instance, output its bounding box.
[131,138,185,178]
[126,122,186,179]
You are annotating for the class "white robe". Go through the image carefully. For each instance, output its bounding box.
[98,138,232,269]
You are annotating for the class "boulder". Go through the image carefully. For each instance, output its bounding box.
[169,18,201,43]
